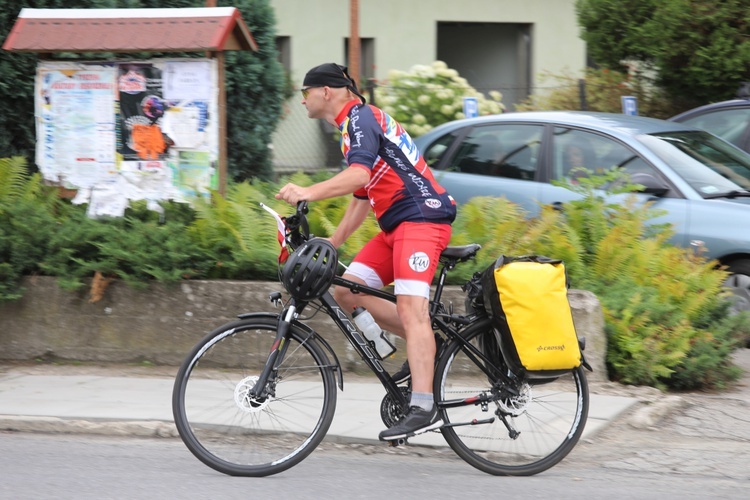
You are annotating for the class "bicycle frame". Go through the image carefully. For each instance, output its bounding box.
[250,251,517,417]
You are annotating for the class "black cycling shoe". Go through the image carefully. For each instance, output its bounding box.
[391,360,411,384]
[378,406,444,441]
[391,334,443,385]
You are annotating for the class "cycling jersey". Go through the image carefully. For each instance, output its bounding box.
[336,100,457,232]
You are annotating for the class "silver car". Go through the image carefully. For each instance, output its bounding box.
[414,111,750,310]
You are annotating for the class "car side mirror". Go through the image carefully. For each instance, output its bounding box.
[630,173,670,196]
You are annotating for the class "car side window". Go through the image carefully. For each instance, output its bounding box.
[421,131,460,168]
[445,124,543,179]
[678,108,750,148]
[552,127,657,182]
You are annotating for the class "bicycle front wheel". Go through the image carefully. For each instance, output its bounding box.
[172,317,337,477]
[435,323,589,476]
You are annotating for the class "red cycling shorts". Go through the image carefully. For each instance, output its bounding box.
[345,222,452,298]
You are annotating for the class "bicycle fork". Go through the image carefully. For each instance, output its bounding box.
[249,304,297,399]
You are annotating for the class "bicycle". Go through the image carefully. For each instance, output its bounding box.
[172,201,590,477]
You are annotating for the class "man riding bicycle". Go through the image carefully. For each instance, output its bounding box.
[276,62,456,441]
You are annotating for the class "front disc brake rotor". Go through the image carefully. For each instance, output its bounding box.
[234,375,270,413]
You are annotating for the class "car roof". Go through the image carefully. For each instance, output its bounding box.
[417,111,697,142]
[670,99,750,122]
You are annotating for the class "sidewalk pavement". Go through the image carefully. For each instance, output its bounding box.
[0,366,641,446]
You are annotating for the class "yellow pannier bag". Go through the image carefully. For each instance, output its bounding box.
[481,255,581,373]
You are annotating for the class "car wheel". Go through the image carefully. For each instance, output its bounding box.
[724,259,750,316]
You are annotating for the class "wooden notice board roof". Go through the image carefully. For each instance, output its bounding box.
[2,7,258,53]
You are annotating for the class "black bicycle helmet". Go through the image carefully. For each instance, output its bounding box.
[281,238,338,300]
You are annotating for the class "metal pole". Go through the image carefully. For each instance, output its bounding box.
[217,51,227,196]
[349,0,361,88]
[206,0,226,196]
[578,79,587,111]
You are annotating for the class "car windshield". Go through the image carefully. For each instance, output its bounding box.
[638,131,750,196]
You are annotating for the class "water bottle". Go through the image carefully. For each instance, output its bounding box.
[352,306,396,359]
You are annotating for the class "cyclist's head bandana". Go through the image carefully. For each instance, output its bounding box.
[303,63,366,105]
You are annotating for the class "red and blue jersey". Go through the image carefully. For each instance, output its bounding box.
[336,100,457,232]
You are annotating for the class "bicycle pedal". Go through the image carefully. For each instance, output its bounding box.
[387,438,408,447]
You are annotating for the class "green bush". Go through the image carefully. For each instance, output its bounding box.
[0,157,68,300]
[40,201,210,291]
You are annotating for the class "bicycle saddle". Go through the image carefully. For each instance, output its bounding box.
[440,244,481,262]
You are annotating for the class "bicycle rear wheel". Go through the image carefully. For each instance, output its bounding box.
[172,316,337,477]
[435,321,589,476]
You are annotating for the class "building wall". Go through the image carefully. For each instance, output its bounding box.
[269,0,586,170]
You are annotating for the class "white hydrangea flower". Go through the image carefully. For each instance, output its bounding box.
[412,113,427,124]
[438,68,458,79]
[409,124,424,136]
[411,64,432,78]
[441,104,454,116]
[417,95,431,105]
[382,95,397,106]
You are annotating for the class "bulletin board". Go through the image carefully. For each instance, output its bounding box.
[35,58,219,217]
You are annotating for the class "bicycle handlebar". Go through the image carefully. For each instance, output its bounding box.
[283,201,310,251]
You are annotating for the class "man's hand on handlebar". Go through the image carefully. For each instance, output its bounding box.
[276,183,311,206]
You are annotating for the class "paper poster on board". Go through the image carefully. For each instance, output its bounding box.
[36,63,117,189]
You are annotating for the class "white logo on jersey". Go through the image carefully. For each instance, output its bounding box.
[408,252,430,273]
[425,198,442,209]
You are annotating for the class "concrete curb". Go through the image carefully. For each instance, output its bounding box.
[626,395,686,429]
[0,416,179,438]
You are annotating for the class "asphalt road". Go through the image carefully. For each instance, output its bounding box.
[2,349,748,499]
[0,429,745,500]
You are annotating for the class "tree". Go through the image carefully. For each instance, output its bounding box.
[0,0,284,180]
[576,0,750,108]
[220,0,286,181]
